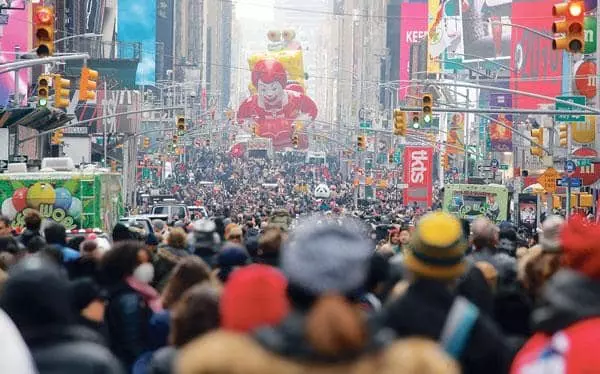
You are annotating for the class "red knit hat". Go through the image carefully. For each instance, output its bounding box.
[560,214,600,280]
[220,264,290,332]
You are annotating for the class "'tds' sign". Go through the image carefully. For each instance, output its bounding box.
[403,146,433,207]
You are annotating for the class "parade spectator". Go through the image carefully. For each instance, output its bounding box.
[44,222,80,263]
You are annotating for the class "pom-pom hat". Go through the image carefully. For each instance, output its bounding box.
[404,212,468,280]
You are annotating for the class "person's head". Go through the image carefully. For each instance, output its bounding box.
[220,264,289,332]
[398,227,411,245]
[70,277,106,323]
[281,217,373,357]
[99,240,144,283]
[257,226,283,265]
[43,223,67,246]
[389,228,401,245]
[67,235,86,251]
[190,219,220,253]
[0,255,74,331]
[540,215,565,254]
[162,257,212,309]
[0,252,16,271]
[225,226,243,244]
[385,338,461,374]
[404,211,468,282]
[470,217,499,250]
[169,284,220,347]
[0,236,20,255]
[132,247,154,284]
[167,227,188,250]
[26,235,47,255]
[112,223,133,243]
[215,243,251,283]
[559,215,600,280]
[79,239,100,259]
[0,215,12,237]
[23,210,42,231]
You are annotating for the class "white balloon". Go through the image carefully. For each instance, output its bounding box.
[1,198,17,220]
[313,183,331,198]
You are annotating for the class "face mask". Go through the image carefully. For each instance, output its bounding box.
[133,263,154,284]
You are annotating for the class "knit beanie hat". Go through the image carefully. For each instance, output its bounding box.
[404,212,467,280]
[220,264,290,332]
[540,215,565,254]
[281,217,372,296]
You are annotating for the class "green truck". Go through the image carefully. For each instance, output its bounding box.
[0,163,123,232]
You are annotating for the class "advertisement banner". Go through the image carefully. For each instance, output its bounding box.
[117,0,156,85]
[447,113,465,154]
[427,0,442,73]
[489,93,513,151]
[511,0,562,109]
[403,146,433,207]
[0,174,122,231]
[0,2,30,106]
[400,3,427,99]
[518,194,538,232]
[462,0,512,62]
[442,184,509,222]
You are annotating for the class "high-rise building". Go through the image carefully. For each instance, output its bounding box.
[204,0,233,111]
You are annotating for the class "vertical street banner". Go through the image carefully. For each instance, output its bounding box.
[447,113,465,154]
[489,93,513,151]
[427,0,442,73]
[403,146,433,207]
[399,2,427,99]
[511,0,562,108]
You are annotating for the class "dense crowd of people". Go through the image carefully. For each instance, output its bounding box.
[0,149,596,373]
[1,203,600,373]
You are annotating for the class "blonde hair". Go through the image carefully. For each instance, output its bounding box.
[167,228,188,249]
[383,337,461,374]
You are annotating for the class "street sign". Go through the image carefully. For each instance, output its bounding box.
[500,164,509,170]
[0,160,7,170]
[556,177,583,188]
[565,160,576,175]
[9,155,28,163]
[538,167,560,193]
[576,159,592,167]
[478,165,491,172]
[491,159,499,171]
[396,183,409,189]
[555,95,586,122]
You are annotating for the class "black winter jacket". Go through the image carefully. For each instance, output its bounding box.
[23,325,124,374]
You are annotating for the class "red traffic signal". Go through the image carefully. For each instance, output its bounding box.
[33,6,54,57]
[552,0,585,53]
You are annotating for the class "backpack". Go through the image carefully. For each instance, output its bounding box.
[439,296,480,359]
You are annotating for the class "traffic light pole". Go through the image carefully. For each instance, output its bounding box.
[0,54,90,74]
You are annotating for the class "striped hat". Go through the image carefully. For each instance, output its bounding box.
[404,212,467,280]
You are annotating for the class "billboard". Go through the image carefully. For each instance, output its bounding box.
[399,2,427,98]
[428,0,464,73]
[403,146,433,207]
[442,184,509,222]
[489,93,513,151]
[0,2,30,106]
[117,0,156,85]
[461,0,512,62]
[511,0,562,109]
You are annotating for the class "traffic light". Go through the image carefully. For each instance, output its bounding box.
[176,116,186,133]
[530,128,544,157]
[51,129,64,145]
[357,135,366,150]
[292,134,299,147]
[37,75,50,107]
[78,67,99,101]
[393,109,407,136]
[442,152,449,170]
[110,160,117,172]
[53,75,71,108]
[252,125,258,136]
[143,137,150,149]
[558,123,568,147]
[388,153,394,164]
[411,112,420,129]
[422,94,433,124]
[552,0,585,53]
[172,135,178,144]
[33,5,54,57]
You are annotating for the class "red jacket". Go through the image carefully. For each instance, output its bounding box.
[511,317,600,374]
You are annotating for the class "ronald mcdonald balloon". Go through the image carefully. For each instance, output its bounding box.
[237,58,318,149]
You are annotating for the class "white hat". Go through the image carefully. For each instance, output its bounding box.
[540,215,565,253]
